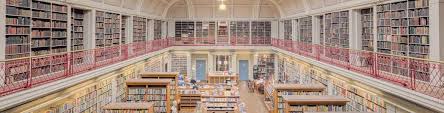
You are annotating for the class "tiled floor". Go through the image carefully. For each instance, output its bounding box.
[238,81,268,113]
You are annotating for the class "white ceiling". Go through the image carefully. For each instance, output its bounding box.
[90,0,354,18]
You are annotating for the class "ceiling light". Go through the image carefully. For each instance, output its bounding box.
[219,3,226,10]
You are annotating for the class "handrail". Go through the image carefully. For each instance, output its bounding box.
[0,37,443,103]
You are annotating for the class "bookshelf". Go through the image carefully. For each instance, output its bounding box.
[195,21,216,39]
[230,21,250,44]
[325,11,349,48]
[104,12,120,46]
[175,21,194,38]
[121,15,128,44]
[95,11,105,47]
[282,95,349,113]
[154,20,162,40]
[27,1,69,56]
[133,16,147,42]
[179,94,201,111]
[377,0,429,58]
[126,79,172,113]
[283,20,292,40]
[251,21,271,44]
[217,21,229,44]
[139,72,179,111]
[171,54,188,75]
[41,78,114,113]
[71,8,86,51]
[102,102,155,113]
[304,69,386,112]
[253,54,275,80]
[361,8,374,51]
[267,84,326,113]
[5,0,31,59]
[318,15,324,46]
[144,56,162,72]
[299,16,312,44]
[201,95,240,113]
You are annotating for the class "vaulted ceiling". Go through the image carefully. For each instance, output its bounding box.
[88,0,355,18]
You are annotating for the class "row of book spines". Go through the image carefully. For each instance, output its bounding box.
[288,105,345,112]
[6,0,30,7]
[103,110,152,113]
[6,17,30,25]
[31,39,67,47]
[32,20,67,28]
[377,0,429,11]
[31,30,67,37]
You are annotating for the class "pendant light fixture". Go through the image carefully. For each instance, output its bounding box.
[218,0,226,10]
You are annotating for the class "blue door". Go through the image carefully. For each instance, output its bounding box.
[239,60,249,80]
[196,60,206,80]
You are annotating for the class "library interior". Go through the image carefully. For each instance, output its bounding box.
[1,0,444,113]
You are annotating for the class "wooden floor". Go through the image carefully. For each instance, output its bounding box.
[238,81,268,113]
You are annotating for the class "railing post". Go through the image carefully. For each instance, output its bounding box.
[27,58,32,88]
[373,53,379,78]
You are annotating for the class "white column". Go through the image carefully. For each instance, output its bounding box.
[0,0,5,60]
[312,16,320,44]
[231,53,237,74]
[111,78,117,102]
[208,52,214,72]
[168,20,175,38]
[167,52,172,72]
[350,9,360,50]
[430,0,444,61]
[271,21,279,39]
[186,52,192,79]
[274,54,279,82]
[91,9,97,48]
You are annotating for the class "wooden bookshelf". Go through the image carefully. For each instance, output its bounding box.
[318,15,324,46]
[154,20,162,40]
[95,11,105,47]
[254,54,275,79]
[377,0,429,59]
[71,8,86,51]
[133,16,147,42]
[325,11,349,48]
[201,95,240,113]
[171,54,188,75]
[104,12,120,46]
[121,15,128,44]
[283,20,292,40]
[230,21,250,44]
[216,21,229,44]
[299,16,312,44]
[5,0,31,59]
[283,95,349,113]
[304,69,386,112]
[179,94,202,111]
[195,21,216,43]
[102,102,155,113]
[361,8,374,51]
[251,21,271,44]
[175,21,195,38]
[140,72,179,112]
[266,84,326,113]
[126,79,172,113]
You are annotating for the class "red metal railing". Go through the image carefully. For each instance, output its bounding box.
[272,39,444,100]
[1,37,443,102]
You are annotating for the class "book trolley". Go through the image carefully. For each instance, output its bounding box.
[102,102,155,113]
[125,79,172,113]
[282,95,349,113]
[266,84,326,113]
